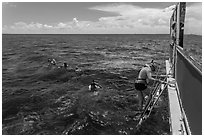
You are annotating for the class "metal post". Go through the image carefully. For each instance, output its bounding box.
[175,2,180,80]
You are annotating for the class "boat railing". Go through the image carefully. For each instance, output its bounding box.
[167,2,202,135]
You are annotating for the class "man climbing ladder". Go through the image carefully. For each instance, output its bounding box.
[136,79,169,129]
[134,60,166,110]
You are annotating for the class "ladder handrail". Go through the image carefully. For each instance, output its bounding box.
[136,76,168,129]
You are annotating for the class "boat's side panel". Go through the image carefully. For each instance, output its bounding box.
[166,60,188,135]
[176,49,202,135]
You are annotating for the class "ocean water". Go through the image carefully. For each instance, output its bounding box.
[2,34,201,135]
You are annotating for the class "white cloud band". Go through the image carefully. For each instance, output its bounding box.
[2,3,202,34]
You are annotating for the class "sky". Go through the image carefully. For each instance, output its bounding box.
[2,2,202,34]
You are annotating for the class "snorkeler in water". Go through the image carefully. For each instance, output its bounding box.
[48,58,57,66]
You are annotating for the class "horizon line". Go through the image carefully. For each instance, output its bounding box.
[2,33,202,36]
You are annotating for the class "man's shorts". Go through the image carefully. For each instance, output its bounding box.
[135,82,147,91]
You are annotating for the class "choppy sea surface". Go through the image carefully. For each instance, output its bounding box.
[2,34,201,135]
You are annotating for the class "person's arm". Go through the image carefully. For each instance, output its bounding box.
[152,75,167,79]
[95,83,102,88]
[146,69,166,83]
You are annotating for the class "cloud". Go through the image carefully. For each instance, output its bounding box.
[13,22,43,30]
[70,18,91,28]
[184,3,202,35]
[163,5,176,12]
[89,3,201,34]
[73,18,79,23]
[2,2,16,8]
[55,22,70,29]
[3,3,175,34]
[186,3,202,20]
[44,24,53,28]
[2,3,202,34]
[90,3,137,15]
[3,22,54,34]
[90,3,173,30]
[2,19,92,34]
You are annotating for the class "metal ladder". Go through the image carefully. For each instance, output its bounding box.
[136,77,168,129]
